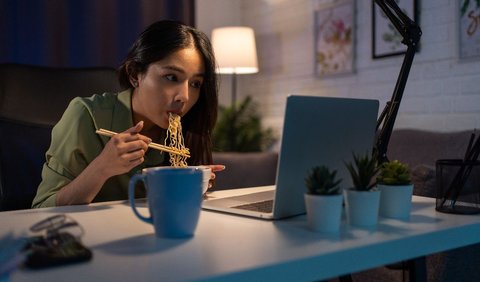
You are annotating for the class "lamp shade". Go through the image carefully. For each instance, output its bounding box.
[211,26,259,74]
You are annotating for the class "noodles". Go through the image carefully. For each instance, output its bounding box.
[165,113,190,167]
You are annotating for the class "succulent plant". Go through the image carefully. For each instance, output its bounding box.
[377,160,411,185]
[345,152,379,191]
[305,165,342,195]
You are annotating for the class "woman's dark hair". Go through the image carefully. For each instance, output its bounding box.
[118,20,218,166]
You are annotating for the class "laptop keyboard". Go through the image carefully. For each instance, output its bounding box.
[232,200,273,213]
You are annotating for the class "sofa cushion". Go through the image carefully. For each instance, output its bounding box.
[388,129,472,168]
[212,152,278,190]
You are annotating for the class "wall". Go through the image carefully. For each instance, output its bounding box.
[196,0,243,107]
[196,0,480,140]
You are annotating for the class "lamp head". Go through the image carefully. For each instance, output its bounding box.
[211,26,259,74]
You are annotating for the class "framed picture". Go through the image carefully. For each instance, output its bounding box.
[372,0,418,59]
[314,0,355,77]
[459,0,480,60]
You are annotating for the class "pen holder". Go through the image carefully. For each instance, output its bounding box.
[435,159,480,214]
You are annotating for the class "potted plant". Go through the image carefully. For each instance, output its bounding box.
[344,152,380,227]
[212,96,276,152]
[377,160,414,220]
[304,165,343,232]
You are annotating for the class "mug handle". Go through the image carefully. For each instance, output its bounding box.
[129,174,153,224]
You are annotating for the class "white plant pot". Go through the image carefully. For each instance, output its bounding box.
[379,184,414,220]
[304,193,343,233]
[344,188,381,227]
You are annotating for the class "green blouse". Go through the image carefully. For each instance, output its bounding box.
[32,89,166,208]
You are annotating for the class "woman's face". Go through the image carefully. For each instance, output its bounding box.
[132,46,205,130]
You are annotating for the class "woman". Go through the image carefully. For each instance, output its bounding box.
[32,20,223,208]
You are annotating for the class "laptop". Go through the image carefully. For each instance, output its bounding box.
[202,95,379,219]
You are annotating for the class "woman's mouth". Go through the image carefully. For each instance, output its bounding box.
[168,110,183,117]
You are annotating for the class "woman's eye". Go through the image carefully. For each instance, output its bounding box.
[164,74,177,82]
[190,80,203,89]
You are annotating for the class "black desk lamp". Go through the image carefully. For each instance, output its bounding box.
[373,0,422,164]
[372,3,424,278]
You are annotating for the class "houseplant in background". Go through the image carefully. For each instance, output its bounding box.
[212,96,276,152]
[304,165,343,232]
[377,160,413,220]
[344,152,380,227]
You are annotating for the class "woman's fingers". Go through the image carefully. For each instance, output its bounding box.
[121,148,146,163]
[99,122,152,176]
[125,121,144,133]
[209,164,226,172]
[111,121,151,154]
[206,165,225,186]
[110,135,149,154]
[120,121,152,144]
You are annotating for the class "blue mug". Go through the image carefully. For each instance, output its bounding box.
[129,167,203,238]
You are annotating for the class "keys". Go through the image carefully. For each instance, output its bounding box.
[232,200,273,213]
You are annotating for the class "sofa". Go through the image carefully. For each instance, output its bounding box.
[213,129,474,195]
[211,128,479,282]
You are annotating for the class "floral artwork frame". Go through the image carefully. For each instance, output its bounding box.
[459,0,480,60]
[314,0,355,77]
[372,0,418,59]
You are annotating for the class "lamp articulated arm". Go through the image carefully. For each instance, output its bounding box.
[373,0,422,164]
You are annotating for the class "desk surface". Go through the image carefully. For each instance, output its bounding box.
[3,186,480,282]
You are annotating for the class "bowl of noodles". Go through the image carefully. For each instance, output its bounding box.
[194,166,212,195]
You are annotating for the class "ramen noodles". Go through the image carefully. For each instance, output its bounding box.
[165,113,189,167]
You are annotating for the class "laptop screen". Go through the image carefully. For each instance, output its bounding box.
[272,95,379,218]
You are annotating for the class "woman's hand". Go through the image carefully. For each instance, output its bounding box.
[56,121,152,206]
[206,164,226,188]
[95,121,152,178]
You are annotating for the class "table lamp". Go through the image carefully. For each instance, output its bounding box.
[373,0,422,164]
[211,26,259,106]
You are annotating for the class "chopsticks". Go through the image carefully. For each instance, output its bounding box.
[95,128,190,158]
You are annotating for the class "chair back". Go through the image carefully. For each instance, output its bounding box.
[0,63,121,211]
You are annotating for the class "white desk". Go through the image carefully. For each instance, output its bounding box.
[2,186,480,282]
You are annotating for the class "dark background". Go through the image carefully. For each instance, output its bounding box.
[0,0,194,68]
